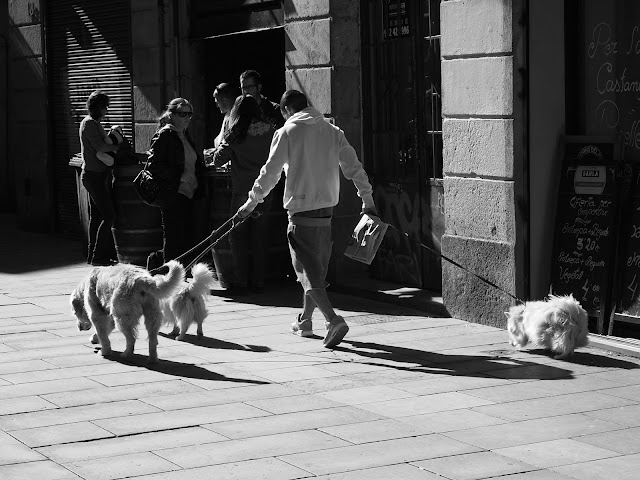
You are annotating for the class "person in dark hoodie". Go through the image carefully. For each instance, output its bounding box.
[145,98,206,270]
[209,94,276,293]
[238,90,378,348]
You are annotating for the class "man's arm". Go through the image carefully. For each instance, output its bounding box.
[238,129,288,216]
[337,133,377,216]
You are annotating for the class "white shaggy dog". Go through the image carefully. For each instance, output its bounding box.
[70,261,185,363]
[506,294,589,360]
[162,263,216,340]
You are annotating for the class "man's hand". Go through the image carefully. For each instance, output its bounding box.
[237,198,256,219]
[362,206,378,218]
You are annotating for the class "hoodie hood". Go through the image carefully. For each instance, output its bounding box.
[284,106,325,126]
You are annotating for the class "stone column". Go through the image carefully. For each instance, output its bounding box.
[283,0,364,273]
[440,0,526,326]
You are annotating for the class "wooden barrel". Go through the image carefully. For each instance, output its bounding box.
[112,164,163,266]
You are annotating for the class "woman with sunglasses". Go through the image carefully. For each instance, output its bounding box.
[145,98,206,270]
[208,94,276,293]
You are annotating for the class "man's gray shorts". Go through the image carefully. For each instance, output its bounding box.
[287,216,332,292]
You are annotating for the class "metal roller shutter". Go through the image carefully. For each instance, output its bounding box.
[47,0,132,236]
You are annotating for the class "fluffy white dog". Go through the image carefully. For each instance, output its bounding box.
[162,263,216,340]
[70,261,184,363]
[506,294,589,360]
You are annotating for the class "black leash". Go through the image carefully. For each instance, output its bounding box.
[149,211,259,276]
[387,223,525,305]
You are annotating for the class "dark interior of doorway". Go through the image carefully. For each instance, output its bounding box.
[204,27,285,142]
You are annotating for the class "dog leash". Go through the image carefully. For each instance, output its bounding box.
[148,211,260,276]
[387,223,525,305]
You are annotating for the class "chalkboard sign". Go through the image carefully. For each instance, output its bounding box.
[551,140,619,316]
[614,167,640,316]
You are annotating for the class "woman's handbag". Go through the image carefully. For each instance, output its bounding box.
[133,157,173,208]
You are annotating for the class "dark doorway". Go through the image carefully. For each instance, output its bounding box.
[204,27,285,143]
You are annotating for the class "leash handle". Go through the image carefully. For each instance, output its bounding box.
[388,224,524,305]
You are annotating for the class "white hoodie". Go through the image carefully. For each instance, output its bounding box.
[246,106,374,215]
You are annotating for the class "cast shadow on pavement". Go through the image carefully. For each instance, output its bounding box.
[158,332,271,352]
[330,340,639,380]
[99,350,270,385]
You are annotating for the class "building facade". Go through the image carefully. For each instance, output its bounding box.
[4,0,637,332]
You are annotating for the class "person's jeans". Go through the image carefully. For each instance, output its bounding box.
[81,169,116,263]
[229,192,271,288]
[160,193,197,266]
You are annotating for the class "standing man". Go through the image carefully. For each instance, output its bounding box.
[238,90,377,348]
[213,82,238,147]
[239,70,284,130]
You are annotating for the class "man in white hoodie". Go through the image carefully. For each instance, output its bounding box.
[238,90,377,348]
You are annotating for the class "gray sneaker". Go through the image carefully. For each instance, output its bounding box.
[291,315,314,337]
[323,316,349,348]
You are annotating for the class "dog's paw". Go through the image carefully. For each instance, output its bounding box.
[553,351,572,360]
[90,333,99,344]
[147,355,159,364]
[176,333,186,341]
[100,347,112,357]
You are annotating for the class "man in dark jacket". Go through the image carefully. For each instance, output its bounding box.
[239,70,284,130]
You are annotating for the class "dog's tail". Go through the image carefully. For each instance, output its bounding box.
[139,260,185,299]
[186,263,216,298]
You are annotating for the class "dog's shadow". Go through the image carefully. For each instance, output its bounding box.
[100,350,270,385]
[158,332,271,353]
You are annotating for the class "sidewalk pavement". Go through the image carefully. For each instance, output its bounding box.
[1,214,640,480]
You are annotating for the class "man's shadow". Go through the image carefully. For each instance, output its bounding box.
[329,340,640,380]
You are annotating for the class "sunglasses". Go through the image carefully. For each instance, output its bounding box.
[173,111,193,118]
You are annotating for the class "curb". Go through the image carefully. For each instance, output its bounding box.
[588,333,640,359]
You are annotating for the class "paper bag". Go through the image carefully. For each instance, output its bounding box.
[344,214,388,265]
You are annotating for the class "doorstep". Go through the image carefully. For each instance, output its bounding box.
[588,333,640,359]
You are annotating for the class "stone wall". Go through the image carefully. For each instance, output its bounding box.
[7,0,52,230]
[284,0,365,278]
[440,0,525,327]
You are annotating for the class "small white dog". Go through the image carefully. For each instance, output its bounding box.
[506,294,589,360]
[70,261,184,363]
[162,263,216,340]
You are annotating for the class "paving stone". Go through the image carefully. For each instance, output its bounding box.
[0,443,47,465]
[38,426,227,463]
[463,375,626,403]
[412,451,536,479]
[472,391,636,422]
[0,344,16,353]
[10,421,115,448]
[311,463,445,479]
[0,460,83,479]
[319,418,434,443]
[398,408,507,433]
[203,406,384,439]
[42,379,205,407]
[605,383,640,401]
[443,413,623,449]
[93,402,271,436]
[495,438,621,467]
[0,303,49,318]
[584,404,640,427]
[1,361,139,384]
[156,429,351,468]
[244,393,344,414]
[0,377,103,400]
[0,399,161,430]
[65,451,179,480]
[279,434,480,476]
[140,383,304,411]
[0,344,92,363]
[354,391,494,418]
[552,452,640,480]
[589,369,640,385]
[0,359,58,375]
[0,395,58,415]
[124,457,309,480]
[318,384,417,405]
[575,426,640,454]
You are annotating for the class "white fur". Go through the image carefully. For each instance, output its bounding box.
[506,294,589,360]
[70,261,185,363]
[162,263,216,340]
